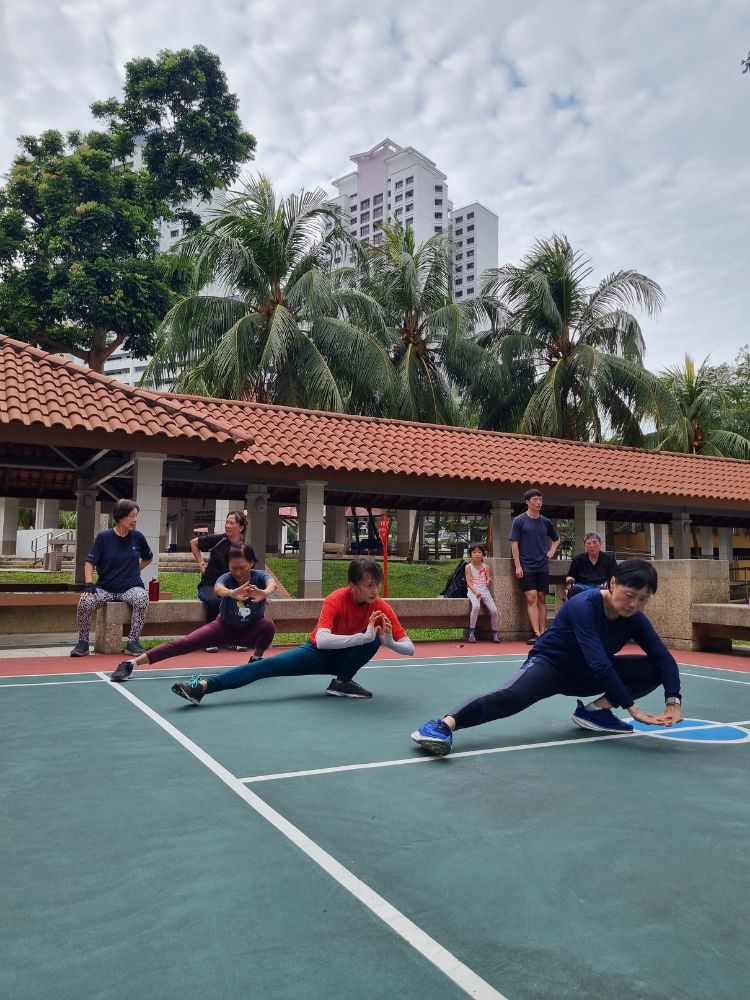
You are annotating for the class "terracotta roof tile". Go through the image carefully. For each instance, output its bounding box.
[0,336,251,456]
[168,394,750,505]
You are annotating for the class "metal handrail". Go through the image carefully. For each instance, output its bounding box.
[31,529,74,567]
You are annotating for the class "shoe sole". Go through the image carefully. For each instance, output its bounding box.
[325,689,372,699]
[171,682,202,706]
[571,713,632,734]
[70,650,89,657]
[410,732,452,756]
[109,673,132,683]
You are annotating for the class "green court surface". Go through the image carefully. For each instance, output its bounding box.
[2,654,749,1000]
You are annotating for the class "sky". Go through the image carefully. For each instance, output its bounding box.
[1,0,749,372]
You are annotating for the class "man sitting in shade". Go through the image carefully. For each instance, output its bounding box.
[565,531,618,598]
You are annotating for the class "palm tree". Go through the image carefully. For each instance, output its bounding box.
[476,234,674,442]
[647,354,750,457]
[141,175,392,412]
[355,222,492,425]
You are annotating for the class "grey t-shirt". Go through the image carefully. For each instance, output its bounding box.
[509,513,559,571]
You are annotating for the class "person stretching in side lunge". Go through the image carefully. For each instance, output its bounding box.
[411,559,683,756]
[465,544,500,643]
[170,557,414,705]
[109,545,276,682]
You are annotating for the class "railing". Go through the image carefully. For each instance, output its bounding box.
[31,530,74,567]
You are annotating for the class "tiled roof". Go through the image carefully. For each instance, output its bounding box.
[0,336,250,456]
[171,395,750,504]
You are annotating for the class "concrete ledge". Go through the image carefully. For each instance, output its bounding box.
[691,602,750,652]
[93,596,492,653]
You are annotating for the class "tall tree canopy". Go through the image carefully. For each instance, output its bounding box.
[0,46,255,371]
[142,175,392,412]
[476,234,674,442]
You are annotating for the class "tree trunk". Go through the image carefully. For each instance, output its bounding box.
[88,329,128,374]
[433,512,440,561]
[406,510,423,564]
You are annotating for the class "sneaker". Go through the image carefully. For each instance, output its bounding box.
[125,640,145,656]
[171,676,206,706]
[410,719,453,756]
[491,631,500,643]
[468,631,477,643]
[225,644,248,652]
[205,646,219,653]
[70,641,90,657]
[572,700,633,734]
[110,660,134,683]
[526,635,540,645]
[326,678,373,699]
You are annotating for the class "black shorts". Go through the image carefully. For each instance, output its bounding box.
[520,569,549,594]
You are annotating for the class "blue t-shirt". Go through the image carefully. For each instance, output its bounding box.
[509,513,559,571]
[86,529,153,593]
[216,570,272,628]
[532,588,681,708]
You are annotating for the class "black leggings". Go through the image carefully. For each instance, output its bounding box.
[450,655,662,731]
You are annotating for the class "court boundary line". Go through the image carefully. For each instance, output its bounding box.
[96,672,508,1000]
[237,718,750,784]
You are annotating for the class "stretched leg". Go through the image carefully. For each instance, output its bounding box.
[146,620,235,665]
[204,641,329,693]
[449,657,564,730]
[120,587,149,642]
[329,638,380,682]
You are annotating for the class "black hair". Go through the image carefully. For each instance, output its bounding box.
[522,489,543,502]
[226,510,248,530]
[613,558,658,594]
[467,543,486,556]
[226,544,258,567]
[348,557,384,585]
[113,499,139,522]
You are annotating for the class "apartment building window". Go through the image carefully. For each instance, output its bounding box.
[360,211,370,222]
[406,175,414,184]
[395,180,403,189]
[170,229,179,238]
[405,216,413,225]
[467,211,474,219]
[456,264,463,273]
[395,193,403,202]
[360,198,370,209]
[434,225,442,232]
[434,211,442,219]
[435,198,443,206]
[360,224,370,236]
[467,237,475,245]
[456,240,463,248]
[395,207,403,215]
[435,184,443,192]
[456,290,463,298]
[467,224,474,232]
[373,193,383,205]
[455,278,463,285]
[466,249,474,257]
[373,232,383,244]
[455,215,463,223]
[373,206,383,219]
[350,217,357,225]
[405,188,413,198]
[405,202,413,212]
[467,287,474,294]
[467,261,474,270]
[455,228,463,236]
[455,253,463,261]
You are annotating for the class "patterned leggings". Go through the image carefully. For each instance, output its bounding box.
[468,588,499,630]
[76,587,149,643]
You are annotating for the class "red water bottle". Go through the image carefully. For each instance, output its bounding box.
[148,578,160,601]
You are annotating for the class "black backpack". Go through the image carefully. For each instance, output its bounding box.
[440,560,468,599]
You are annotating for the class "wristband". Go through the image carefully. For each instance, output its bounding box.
[666,696,681,706]
[84,583,97,594]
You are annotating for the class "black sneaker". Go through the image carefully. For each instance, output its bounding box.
[125,640,146,656]
[110,660,135,683]
[226,645,248,652]
[171,676,206,705]
[326,678,373,699]
[70,641,90,657]
[205,646,219,653]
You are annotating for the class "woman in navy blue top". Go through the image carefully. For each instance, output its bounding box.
[412,559,683,756]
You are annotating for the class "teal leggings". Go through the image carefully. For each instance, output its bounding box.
[204,637,381,693]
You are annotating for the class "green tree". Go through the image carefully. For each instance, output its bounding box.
[0,46,254,371]
[647,354,750,457]
[477,234,673,441]
[356,222,492,425]
[142,175,392,411]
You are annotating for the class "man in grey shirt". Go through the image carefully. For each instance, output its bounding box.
[509,488,560,644]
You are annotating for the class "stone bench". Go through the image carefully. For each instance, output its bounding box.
[0,592,82,635]
[94,596,491,653]
[691,602,750,652]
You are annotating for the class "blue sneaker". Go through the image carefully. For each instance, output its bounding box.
[572,700,633,734]
[411,719,453,756]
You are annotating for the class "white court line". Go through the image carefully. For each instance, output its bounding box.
[96,671,508,1000]
[239,719,750,784]
[682,671,750,686]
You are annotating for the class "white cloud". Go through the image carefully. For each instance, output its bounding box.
[2,0,749,370]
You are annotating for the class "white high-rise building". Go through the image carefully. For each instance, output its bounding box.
[328,139,498,297]
[449,202,499,302]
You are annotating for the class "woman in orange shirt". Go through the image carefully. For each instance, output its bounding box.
[171,558,415,705]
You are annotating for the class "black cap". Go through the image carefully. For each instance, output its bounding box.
[522,489,543,502]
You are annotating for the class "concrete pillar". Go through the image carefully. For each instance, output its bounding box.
[596,520,608,548]
[671,512,692,560]
[0,498,20,554]
[573,500,599,554]
[73,483,98,584]
[245,486,270,567]
[159,498,169,553]
[266,505,282,554]
[214,498,231,534]
[174,499,197,549]
[132,453,166,584]
[652,523,670,560]
[717,527,733,563]
[396,509,416,557]
[35,499,60,530]
[698,526,714,559]
[490,500,513,558]
[325,505,347,545]
[298,481,326,598]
